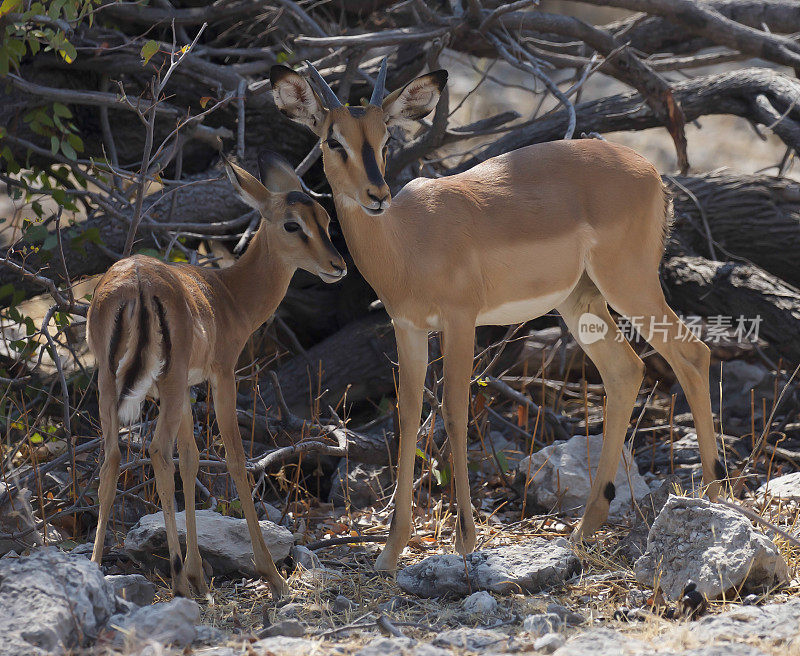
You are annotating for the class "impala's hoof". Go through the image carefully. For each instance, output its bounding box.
[374,551,398,574]
[270,578,290,599]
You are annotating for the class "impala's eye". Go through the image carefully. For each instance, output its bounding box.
[328,139,343,150]
[284,221,301,233]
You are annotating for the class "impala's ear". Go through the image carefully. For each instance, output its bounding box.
[258,150,302,193]
[223,158,272,213]
[270,64,326,135]
[382,70,447,128]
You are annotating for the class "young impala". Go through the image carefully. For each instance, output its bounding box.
[270,60,725,572]
[87,152,346,597]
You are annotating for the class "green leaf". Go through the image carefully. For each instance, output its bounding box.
[140,40,159,65]
[42,234,57,251]
[495,451,510,474]
[415,447,428,461]
[24,223,48,243]
[0,0,21,18]
[53,102,72,119]
[50,135,59,154]
[60,139,77,160]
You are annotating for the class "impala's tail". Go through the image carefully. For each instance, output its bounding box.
[112,288,170,424]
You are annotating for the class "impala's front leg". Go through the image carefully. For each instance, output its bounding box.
[375,324,428,572]
[212,371,288,597]
[442,318,477,555]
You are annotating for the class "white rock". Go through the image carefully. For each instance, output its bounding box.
[356,637,450,656]
[516,434,650,517]
[553,628,647,656]
[535,632,566,654]
[634,496,789,601]
[251,636,320,656]
[124,509,293,577]
[0,547,120,655]
[757,471,800,502]
[433,628,513,651]
[462,590,498,615]
[397,538,579,598]
[106,597,200,647]
[523,612,563,636]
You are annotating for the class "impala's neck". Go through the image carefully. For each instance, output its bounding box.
[220,222,293,332]
[334,195,400,302]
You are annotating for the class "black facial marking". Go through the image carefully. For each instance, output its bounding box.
[313,213,338,257]
[119,287,149,402]
[152,295,171,376]
[108,303,126,375]
[361,140,385,187]
[714,459,727,481]
[286,190,313,205]
[604,481,616,503]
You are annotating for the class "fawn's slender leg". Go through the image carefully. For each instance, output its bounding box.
[441,317,477,554]
[212,371,288,597]
[92,367,121,565]
[150,380,191,597]
[374,323,428,572]
[558,276,645,541]
[177,399,208,595]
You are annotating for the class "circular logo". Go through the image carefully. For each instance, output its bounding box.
[577,312,608,345]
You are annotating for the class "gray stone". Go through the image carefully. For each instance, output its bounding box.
[105,574,156,607]
[469,431,524,476]
[290,544,321,570]
[251,636,320,656]
[329,461,393,508]
[334,594,355,612]
[106,597,200,647]
[516,435,649,518]
[462,591,498,615]
[276,602,303,620]
[0,485,60,556]
[433,628,511,651]
[553,628,648,656]
[260,620,305,637]
[671,599,800,646]
[0,547,120,655]
[757,471,800,502]
[534,633,566,654]
[634,496,789,600]
[546,603,586,625]
[124,509,293,577]
[670,647,768,656]
[397,538,579,598]
[356,637,450,656]
[619,475,680,561]
[193,624,230,645]
[522,613,563,636]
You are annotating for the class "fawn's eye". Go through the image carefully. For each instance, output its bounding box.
[328,139,344,150]
[284,221,301,233]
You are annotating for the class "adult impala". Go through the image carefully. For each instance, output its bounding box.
[271,60,725,572]
[87,152,346,597]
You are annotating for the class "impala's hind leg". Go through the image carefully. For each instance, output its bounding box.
[589,265,721,499]
[92,367,121,565]
[558,276,645,541]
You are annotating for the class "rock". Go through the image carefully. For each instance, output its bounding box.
[433,628,512,651]
[105,574,156,607]
[251,636,320,656]
[535,632,566,654]
[256,501,284,524]
[670,599,800,646]
[515,434,650,518]
[260,620,306,638]
[553,628,648,656]
[634,496,789,600]
[469,431,524,476]
[275,602,303,620]
[329,461,393,508]
[0,485,60,556]
[397,538,579,598]
[546,603,586,625]
[462,590,497,615]
[0,547,120,655]
[124,509,293,577]
[106,597,200,647]
[290,545,321,570]
[670,646,768,656]
[334,594,355,612]
[522,613,563,636]
[194,624,230,645]
[619,475,680,561]
[356,637,450,656]
[757,471,800,502]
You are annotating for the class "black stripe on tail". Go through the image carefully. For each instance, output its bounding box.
[119,287,150,403]
[152,295,171,376]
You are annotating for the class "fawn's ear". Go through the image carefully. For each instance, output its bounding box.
[270,65,327,135]
[382,70,448,128]
[223,158,272,213]
[258,150,302,193]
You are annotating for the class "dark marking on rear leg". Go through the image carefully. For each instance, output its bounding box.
[714,459,727,481]
[604,481,616,503]
[152,295,171,375]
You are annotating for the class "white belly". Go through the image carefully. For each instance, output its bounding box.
[476,290,569,326]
